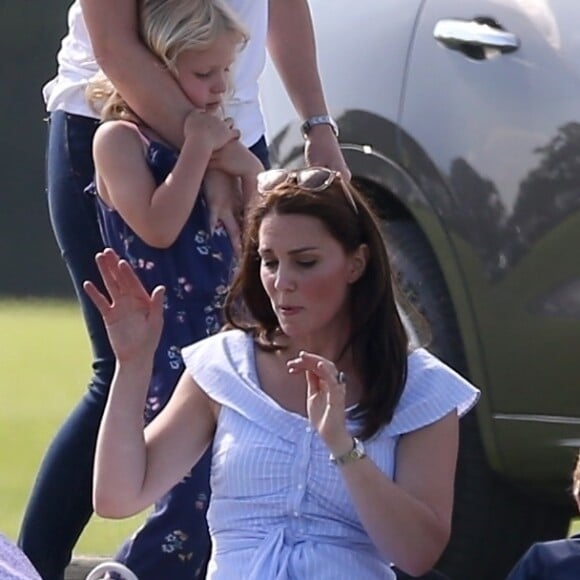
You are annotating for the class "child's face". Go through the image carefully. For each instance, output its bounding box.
[174,32,238,113]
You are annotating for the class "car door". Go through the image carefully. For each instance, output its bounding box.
[400,0,580,482]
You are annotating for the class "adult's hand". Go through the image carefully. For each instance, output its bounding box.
[304,125,351,182]
[287,351,353,458]
[83,248,165,362]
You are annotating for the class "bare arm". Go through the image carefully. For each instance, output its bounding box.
[288,351,458,576]
[267,0,328,126]
[339,414,458,576]
[84,250,217,518]
[267,0,350,178]
[94,116,236,248]
[81,0,191,148]
[95,363,216,518]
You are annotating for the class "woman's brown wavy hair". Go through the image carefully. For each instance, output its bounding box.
[224,176,409,440]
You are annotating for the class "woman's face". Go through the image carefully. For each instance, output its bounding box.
[258,212,366,339]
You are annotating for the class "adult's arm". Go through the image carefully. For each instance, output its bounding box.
[288,351,457,577]
[85,250,217,518]
[338,413,458,576]
[94,366,217,518]
[267,0,350,179]
[81,0,191,148]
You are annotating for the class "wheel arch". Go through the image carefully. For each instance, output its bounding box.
[341,144,502,469]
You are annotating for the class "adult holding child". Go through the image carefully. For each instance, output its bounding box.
[85,168,480,579]
[83,1,260,578]
[19,0,348,579]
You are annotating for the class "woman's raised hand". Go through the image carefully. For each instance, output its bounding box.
[83,249,165,363]
[287,351,353,458]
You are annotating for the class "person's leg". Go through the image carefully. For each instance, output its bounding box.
[18,111,115,580]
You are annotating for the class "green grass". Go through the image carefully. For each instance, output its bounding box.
[0,299,146,556]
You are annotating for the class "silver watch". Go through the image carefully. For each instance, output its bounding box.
[300,115,339,140]
[330,437,366,466]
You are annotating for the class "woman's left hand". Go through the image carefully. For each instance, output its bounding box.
[287,351,353,456]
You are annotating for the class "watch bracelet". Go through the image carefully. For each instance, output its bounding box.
[329,437,366,466]
[300,114,339,139]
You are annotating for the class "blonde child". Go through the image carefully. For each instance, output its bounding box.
[84,1,262,577]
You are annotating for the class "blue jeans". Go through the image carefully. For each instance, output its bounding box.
[18,110,270,580]
[18,111,110,580]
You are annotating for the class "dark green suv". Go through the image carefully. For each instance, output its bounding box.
[260,1,580,578]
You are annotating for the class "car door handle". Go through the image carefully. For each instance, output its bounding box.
[434,18,519,54]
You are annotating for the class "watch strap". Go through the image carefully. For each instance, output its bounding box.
[300,115,339,139]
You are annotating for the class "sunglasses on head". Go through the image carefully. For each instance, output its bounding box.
[256,167,359,214]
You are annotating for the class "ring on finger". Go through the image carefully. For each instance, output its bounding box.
[336,371,347,385]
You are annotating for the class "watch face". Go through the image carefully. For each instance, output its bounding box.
[353,438,365,458]
[331,437,366,465]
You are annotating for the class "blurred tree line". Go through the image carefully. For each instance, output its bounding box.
[1,0,73,296]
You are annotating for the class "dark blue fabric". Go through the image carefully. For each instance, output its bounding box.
[506,535,580,580]
[394,569,451,580]
[18,110,270,580]
[89,136,234,422]
[89,133,234,578]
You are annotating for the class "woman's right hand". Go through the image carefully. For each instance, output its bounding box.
[83,248,165,363]
[183,110,239,152]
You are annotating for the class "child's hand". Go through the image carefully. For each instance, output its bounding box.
[204,169,243,257]
[209,140,264,210]
[184,111,239,151]
[83,249,165,363]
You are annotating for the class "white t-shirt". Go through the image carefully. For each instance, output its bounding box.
[43,0,267,146]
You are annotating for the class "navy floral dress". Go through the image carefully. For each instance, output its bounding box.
[88,132,234,580]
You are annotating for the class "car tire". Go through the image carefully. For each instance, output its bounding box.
[383,219,571,580]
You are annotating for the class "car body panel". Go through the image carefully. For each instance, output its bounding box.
[401,0,580,485]
[260,0,580,495]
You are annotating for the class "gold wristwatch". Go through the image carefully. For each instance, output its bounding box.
[329,437,366,466]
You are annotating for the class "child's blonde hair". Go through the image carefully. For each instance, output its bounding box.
[87,0,248,121]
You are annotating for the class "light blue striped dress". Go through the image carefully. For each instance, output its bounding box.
[181,329,479,579]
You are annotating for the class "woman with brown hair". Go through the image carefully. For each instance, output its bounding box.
[85,168,479,579]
